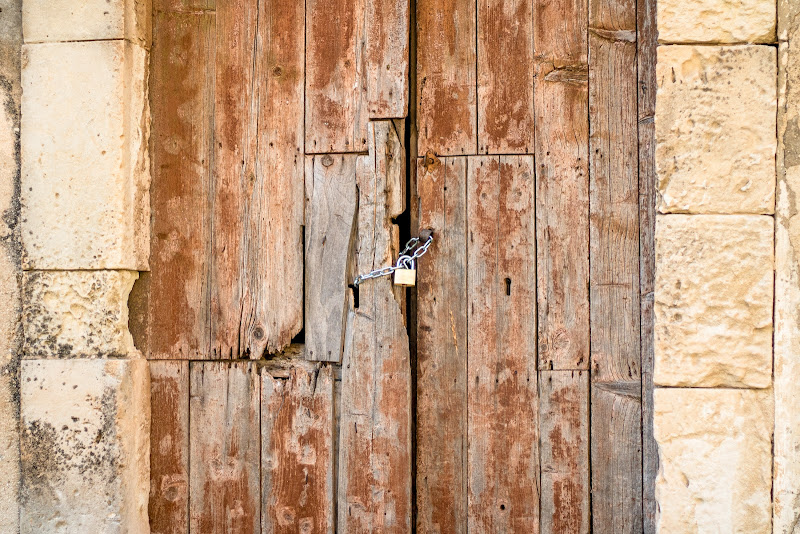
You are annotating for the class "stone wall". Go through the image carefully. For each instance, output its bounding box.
[17,1,152,532]
[653,0,779,532]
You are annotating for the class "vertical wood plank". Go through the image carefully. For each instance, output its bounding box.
[588,0,642,528]
[417,0,477,155]
[539,370,590,534]
[246,0,306,355]
[367,0,410,118]
[149,361,190,534]
[189,362,261,534]
[304,155,358,363]
[637,0,658,528]
[146,11,214,359]
[305,0,368,153]
[416,156,468,532]
[534,0,590,371]
[211,0,258,358]
[261,365,335,534]
[477,0,535,154]
[467,156,539,532]
[338,122,412,533]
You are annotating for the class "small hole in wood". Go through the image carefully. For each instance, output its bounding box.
[350,284,359,309]
[505,278,511,295]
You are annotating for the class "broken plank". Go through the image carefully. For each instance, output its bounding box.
[338,121,411,533]
[477,0,535,153]
[189,362,260,534]
[262,364,335,534]
[305,0,368,152]
[417,0,477,155]
[467,156,539,532]
[149,361,190,534]
[416,155,469,532]
[145,11,214,359]
[304,155,359,363]
[534,0,590,371]
[367,0,410,118]
[539,370,590,534]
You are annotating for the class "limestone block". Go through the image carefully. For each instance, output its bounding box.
[21,40,150,270]
[656,45,776,214]
[23,0,150,46]
[654,388,773,534]
[654,215,773,388]
[20,359,150,534]
[24,270,138,359]
[658,0,775,44]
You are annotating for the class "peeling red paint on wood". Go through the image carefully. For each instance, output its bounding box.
[367,0,410,118]
[467,156,539,532]
[477,0,534,154]
[262,364,335,534]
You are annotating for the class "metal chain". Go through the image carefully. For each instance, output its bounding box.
[353,232,434,286]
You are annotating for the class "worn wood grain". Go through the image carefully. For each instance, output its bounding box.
[305,0,368,152]
[189,362,260,534]
[304,155,359,363]
[153,0,215,13]
[146,11,214,359]
[477,0,534,153]
[262,364,335,534]
[539,370,590,534]
[534,0,589,370]
[588,0,642,527]
[417,0,477,155]
[367,0,410,118]
[637,0,658,529]
[338,121,412,533]
[416,156,468,532]
[149,361,190,534]
[467,156,538,532]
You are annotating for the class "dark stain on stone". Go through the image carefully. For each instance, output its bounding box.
[785,117,800,168]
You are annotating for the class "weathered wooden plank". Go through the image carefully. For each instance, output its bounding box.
[210,0,258,358]
[146,11,214,359]
[416,156,468,532]
[637,0,658,529]
[588,0,642,525]
[304,155,358,363]
[539,370,590,534]
[153,0,215,13]
[189,362,260,534]
[338,121,412,533]
[367,0,410,118]
[245,0,306,356]
[534,0,589,371]
[417,0,477,155]
[149,361,190,534]
[477,0,534,153]
[467,156,538,532]
[305,0,368,152]
[262,364,335,534]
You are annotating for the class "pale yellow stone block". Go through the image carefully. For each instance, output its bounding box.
[656,45,776,214]
[654,388,773,534]
[20,359,150,534]
[23,270,139,359]
[654,215,773,388]
[658,0,775,44]
[23,0,150,46]
[21,40,150,270]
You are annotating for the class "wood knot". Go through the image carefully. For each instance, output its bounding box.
[423,151,440,172]
[321,154,334,167]
[272,66,282,77]
[253,326,265,340]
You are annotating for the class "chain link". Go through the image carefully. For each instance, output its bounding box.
[353,233,434,286]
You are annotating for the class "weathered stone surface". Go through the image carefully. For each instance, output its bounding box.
[656,45,776,214]
[654,215,773,388]
[20,358,150,534]
[658,0,775,44]
[24,270,138,359]
[774,3,800,530]
[654,388,773,534]
[22,0,150,46]
[21,40,150,270]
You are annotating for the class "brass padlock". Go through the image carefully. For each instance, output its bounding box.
[394,257,416,287]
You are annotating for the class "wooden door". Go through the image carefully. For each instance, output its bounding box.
[138,0,657,531]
